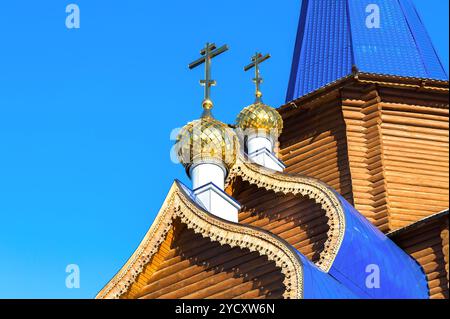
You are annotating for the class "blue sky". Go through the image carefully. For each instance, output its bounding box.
[0,1,448,298]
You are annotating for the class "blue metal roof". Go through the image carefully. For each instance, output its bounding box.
[301,191,428,299]
[298,252,360,299]
[329,192,429,299]
[287,0,448,101]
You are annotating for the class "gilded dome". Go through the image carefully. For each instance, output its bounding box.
[236,101,283,136]
[175,113,238,174]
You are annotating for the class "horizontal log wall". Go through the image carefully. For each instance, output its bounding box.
[342,87,390,231]
[379,97,449,230]
[390,215,449,299]
[279,84,449,233]
[279,99,354,203]
[123,225,177,298]
[233,179,330,263]
[126,220,285,299]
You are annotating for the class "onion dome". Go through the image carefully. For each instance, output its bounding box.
[236,52,283,137]
[236,100,283,136]
[175,101,238,175]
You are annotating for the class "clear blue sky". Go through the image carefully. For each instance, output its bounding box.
[0,1,448,298]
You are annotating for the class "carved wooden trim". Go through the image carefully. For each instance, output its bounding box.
[226,154,346,272]
[96,181,304,299]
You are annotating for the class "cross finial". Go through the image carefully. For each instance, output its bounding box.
[244,52,271,103]
[189,42,229,117]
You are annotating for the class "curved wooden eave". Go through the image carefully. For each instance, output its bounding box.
[226,154,347,272]
[96,180,304,299]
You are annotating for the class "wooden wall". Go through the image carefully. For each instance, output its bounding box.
[279,97,354,204]
[390,213,449,299]
[379,88,449,230]
[124,219,285,299]
[341,86,390,231]
[279,82,449,233]
[232,179,330,263]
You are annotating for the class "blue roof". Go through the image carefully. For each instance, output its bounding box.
[287,0,448,101]
[329,192,429,299]
[301,191,428,299]
[298,252,360,299]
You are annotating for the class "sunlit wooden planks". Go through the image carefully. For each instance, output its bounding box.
[129,221,285,299]
[233,179,329,263]
[122,226,177,298]
[279,80,448,233]
[390,212,449,299]
[341,87,390,231]
[380,102,449,229]
[279,99,354,203]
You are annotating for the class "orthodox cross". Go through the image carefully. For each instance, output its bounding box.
[189,43,229,112]
[244,52,270,103]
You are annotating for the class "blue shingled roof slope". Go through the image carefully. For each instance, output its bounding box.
[287,0,448,101]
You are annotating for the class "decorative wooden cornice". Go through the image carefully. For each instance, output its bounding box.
[96,181,304,299]
[226,154,347,272]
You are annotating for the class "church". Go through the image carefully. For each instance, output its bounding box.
[97,0,448,299]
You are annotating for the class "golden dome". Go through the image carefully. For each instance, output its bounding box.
[175,113,238,174]
[236,101,283,136]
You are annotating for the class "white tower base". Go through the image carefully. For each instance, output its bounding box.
[247,135,273,154]
[191,163,226,190]
[193,183,240,223]
[247,134,285,172]
[190,162,240,223]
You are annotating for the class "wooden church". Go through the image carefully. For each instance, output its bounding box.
[97,0,448,299]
